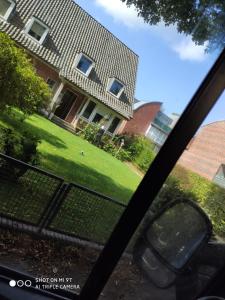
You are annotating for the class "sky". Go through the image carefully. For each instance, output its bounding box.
[75,0,224,125]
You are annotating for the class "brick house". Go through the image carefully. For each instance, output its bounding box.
[122,100,173,150]
[0,0,138,135]
[178,121,225,187]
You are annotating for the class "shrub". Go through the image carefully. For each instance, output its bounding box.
[102,141,117,155]
[134,141,155,171]
[116,148,132,161]
[0,32,51,114]
[169,165,225,239]
[116,134,143,160]
[116,133,156,171]
[0,127,40,165]
[79,123,99,144]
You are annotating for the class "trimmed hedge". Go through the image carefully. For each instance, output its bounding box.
[152,165,225,239]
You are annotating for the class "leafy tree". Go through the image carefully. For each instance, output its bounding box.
[122,0,225,50]
[0,32,51,114]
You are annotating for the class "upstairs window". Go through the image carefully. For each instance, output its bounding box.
[75,54,94,76]
[108,78,124,98]
[0,0,15,20]
[25,17,49,44]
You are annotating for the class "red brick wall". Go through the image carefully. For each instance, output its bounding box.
[32,57,86,123]
[122,102,161,135]
[33,57,60,83]
[178,121,225,180]
[117,120,127,134]
[65,89,85,123]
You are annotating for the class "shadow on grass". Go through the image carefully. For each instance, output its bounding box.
[0,111,66,149]
[41,152,135,204]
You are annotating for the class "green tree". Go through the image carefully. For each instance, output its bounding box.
[0,32,51,114]
[122,0,225,50]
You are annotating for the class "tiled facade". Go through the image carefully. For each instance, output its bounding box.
[178,121,225,181]
[0,0,139,135]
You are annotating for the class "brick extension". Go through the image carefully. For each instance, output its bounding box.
[122,102,162,135]
[178,121,225,180]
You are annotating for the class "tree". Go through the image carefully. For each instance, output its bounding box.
[122,0,225,51]
[0,32,51,114]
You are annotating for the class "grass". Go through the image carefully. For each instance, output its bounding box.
[0,169,61,224]
[0,110,141,204]
[0,110,142,244]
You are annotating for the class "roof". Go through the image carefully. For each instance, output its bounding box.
[202,120,225,128]
[0,0,138,118]
[133,101,162,110]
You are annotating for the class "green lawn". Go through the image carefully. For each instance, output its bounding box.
[0,111,141,203]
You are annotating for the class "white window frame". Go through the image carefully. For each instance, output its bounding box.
[79,99,97,122]
[24,17,49,44]
[0,0,15,21]
[106,116,121,135]
[107,78,125,99]
[46,78,56,90]
[79,99,119,133]
[74,53,94,77]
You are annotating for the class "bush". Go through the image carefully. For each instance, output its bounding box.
[116,134,143,160]
[102,141,117,156]
[116,133,155,171]
[116,148,132,161]
[134,140,155,172]
[165,165,225,239]
[79,123,99,144]
[79,124,132,161]
[0,127,40,165]
[0,32,51,114]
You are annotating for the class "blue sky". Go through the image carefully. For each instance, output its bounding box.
[75,0,224,125]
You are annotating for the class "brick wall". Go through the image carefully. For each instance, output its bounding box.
[33,57,60,84]
[64,86,86,123]
[122,102,161,135]
[178,121,225,180]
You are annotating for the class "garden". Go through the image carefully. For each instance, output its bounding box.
[0,111,141,203]
[0,31,224,242]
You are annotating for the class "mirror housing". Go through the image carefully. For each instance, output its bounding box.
[134,199,212,288]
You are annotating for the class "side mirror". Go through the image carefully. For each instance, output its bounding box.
[134,200,212,288]
[146,200,212,271]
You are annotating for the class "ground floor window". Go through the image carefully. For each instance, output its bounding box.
[108,117,120,134]
[147,125,167,146]
[46,78,56,90]
[213,164,225,188]
[92,112,104,124]
[82,100,96,119]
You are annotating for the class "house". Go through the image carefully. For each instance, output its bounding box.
[0,0,138,135]
[178,121,225,188]
[122,100,173,150]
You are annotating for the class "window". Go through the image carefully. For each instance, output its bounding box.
[108,79,124,97]
[148,125,167,146]
[108,117,120,134]
[213,164,225,188]
[82,101,96,119]
[75,54,94,76]
[92,113,103,124]
[0,0,15,20]
[46,78,56,90]
[25,17,49,44]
